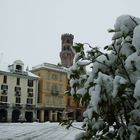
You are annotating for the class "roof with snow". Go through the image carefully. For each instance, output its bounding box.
[32,62,67,73]
[0,60,39,79]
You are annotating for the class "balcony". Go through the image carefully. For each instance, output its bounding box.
[37,103,43,108]
[51,90,59,96]
[12,103,22,109]
[26,104,35,109]
[0,101,9,108]
[15,92,21,96]
[12,70,28,76]
[1,84,8,90]
[1,90,8,95]
[28,92,33,97]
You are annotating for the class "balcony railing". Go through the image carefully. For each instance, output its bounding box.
[28,92,33,97]
[37,103,44,108]
[1,90,8,95]
[26,104,35,109]
[51,90,59,96]
[0,101,9,107]
[1,84,8,90]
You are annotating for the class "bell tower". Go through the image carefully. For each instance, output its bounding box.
[60,34,74,68]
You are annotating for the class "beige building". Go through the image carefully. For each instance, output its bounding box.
[0,60,39,122]
[31,63,68,122]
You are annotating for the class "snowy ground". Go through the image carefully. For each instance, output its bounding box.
[0,122,83,140]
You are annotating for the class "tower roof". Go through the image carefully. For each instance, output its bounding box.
[61,33,74,40]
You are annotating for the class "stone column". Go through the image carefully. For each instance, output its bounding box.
[7,108,12,122]
[19,109,26,122]
[55,111,58,122]
[33,110,37,121]
[62,109,67,120]
[49,110,53,122]
[40,110,44,122]
[20,109,25,119]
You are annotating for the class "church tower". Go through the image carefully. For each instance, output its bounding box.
[60,33,74,68]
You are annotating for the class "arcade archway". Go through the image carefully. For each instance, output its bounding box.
[12,110,21,122]
[0,109,7,122]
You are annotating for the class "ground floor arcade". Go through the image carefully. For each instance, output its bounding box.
[0,107,37,122]
[37,108,83,122]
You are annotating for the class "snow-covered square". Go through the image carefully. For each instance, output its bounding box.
[0,122,83,140]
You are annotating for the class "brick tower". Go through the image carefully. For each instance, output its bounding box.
[60,34,74,68]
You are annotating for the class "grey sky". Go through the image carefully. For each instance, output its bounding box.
[0,0,140,69]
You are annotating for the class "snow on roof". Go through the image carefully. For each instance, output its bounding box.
[13,60,24,64]
[32,63,67,73]
[0,61,10,72]
[0,60,39,78]
[27,71,39,78]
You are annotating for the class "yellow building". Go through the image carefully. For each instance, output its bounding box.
[31,63,68,122]
[0,60,39,122]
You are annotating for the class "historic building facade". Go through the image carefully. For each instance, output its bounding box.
[0,60,39,122]
[31,63,68,122]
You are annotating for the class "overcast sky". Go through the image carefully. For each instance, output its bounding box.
[0,0,140,69]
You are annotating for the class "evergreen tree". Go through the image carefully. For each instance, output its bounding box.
[67,15,140,140]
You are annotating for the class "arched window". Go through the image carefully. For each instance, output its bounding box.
[66,39,70,43]
[16,65,22,71]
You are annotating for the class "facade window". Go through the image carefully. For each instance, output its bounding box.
[27,88,33,97]
[52,84,58,95]
[59,74,63,81]
[15,87,21,96]
[66,39,70,43]
[15,97,20,104]
[1,84,8,95]
[46,96,50,105]
[0,96,7,102]
[1,85,8,91]
[17,78,20,85]
[28,80,33,87]
[47,72,50,80]
[3,75,7,83]
[59,97,63,107]
[27,98,33,104]
[67,98,70,106]
[46,83,50,91]
[59,84,62,93]
[52,96,56,106]
[52,74,57,80]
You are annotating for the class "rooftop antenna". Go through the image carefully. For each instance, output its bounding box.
[26,66,29,71]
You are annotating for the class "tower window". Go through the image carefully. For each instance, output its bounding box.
[66,39,70,43]
[67,46,70,51]
[63,46,66,51]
